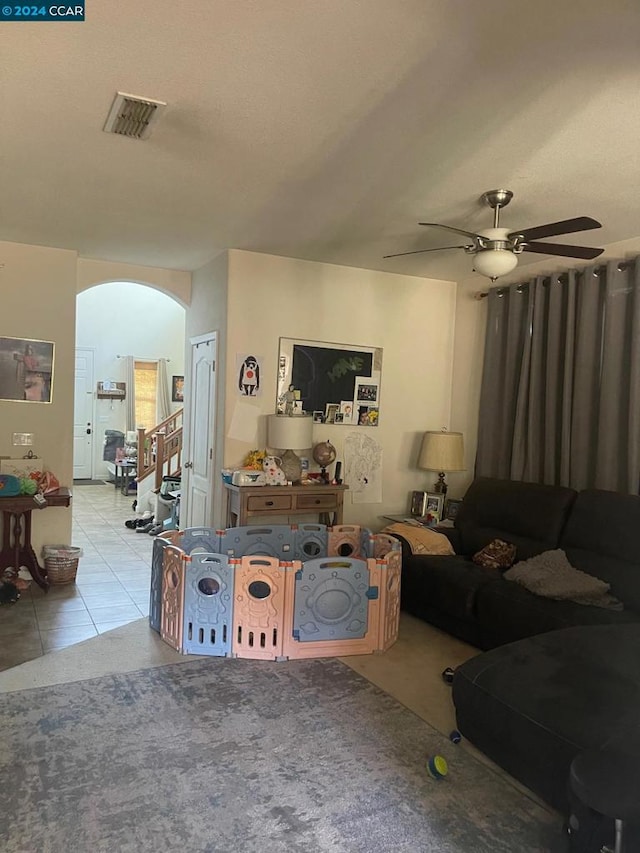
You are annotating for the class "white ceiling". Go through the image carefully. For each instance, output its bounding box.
[2,0,640,280]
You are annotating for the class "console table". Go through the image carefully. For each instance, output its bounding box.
[224,483,348,528]
[0,488,72,591]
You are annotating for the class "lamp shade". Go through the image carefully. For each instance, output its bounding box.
[267,414,313,451]
[473,248,518,279]
[418,431,465,472]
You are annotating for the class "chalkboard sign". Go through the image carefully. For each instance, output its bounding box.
[277,338,382,423]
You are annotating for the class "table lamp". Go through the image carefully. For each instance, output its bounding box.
[418,430,465,497]
[267,414,313,484]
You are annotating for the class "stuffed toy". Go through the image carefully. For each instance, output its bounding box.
[262,455,287,485]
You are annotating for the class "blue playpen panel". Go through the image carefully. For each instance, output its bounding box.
[182,552,234,656]
[294,524,328,561]
[219,526,296,559]
[181,527,222,555]
[292,557,372,642]
[360,527,374,558]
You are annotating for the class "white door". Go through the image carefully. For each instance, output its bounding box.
[182,333,217,528]
[73,348,95,479]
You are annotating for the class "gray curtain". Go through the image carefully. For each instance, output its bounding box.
[124,356,136,433]
[476,257,640,493]
[156,358,172,424]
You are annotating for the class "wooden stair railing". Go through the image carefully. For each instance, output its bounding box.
[137,408,183,492]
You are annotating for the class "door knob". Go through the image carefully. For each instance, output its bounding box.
[184,461,193,468]
[86,428,92,435]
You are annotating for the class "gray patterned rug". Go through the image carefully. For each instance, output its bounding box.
[0,657,565,852]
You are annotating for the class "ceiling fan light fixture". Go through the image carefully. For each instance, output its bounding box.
[473,248,518,280]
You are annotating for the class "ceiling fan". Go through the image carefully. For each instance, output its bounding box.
[384,189,604,281]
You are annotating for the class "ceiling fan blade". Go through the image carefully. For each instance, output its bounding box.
[383,245,471,259]
[508,216,601,242]
[419,222,484,241]
[523,241,604,260]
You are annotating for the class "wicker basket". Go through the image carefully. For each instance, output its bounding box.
[42,546,83,585]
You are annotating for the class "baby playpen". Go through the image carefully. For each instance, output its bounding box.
[150,524,401,661]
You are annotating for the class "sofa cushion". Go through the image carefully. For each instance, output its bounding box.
[475,575,638,649]
[455,477,577,560]
[560,490,640,611]
[452,624,640,811]
[401,554,493,622]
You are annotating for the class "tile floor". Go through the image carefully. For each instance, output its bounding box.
[0,483,155,672]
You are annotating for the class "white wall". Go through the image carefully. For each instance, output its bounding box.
[0,240,78,553]
[450,235,640,495]
[77,258,191,306]
[76,282,186,478]
[223,250,457,530]
[185,252,229,527]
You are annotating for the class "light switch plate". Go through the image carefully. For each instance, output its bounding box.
[12,432,34,446]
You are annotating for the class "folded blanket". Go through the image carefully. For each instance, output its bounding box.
[504,549,623,610]
[382,523,454,556]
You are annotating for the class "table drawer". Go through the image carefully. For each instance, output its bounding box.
[247,494,293,512]
[296,493,338,511]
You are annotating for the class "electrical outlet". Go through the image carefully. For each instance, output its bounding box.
[12,432,34,446]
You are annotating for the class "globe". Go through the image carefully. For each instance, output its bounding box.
[312,441,337,468]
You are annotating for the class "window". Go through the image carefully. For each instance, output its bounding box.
[134,361,157,430]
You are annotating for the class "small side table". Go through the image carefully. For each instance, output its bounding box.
[224,483,348,527]
[114,461,137,496]
[0,488,72,591]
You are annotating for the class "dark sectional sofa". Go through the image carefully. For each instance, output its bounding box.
[394,477,640,830]
[399,477,640,649]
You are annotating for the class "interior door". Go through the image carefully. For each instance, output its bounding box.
[182,333,217,528]
[73,348,95,479]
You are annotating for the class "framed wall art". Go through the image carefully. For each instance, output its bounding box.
[171,375,184,402]
[0,336,55,403]
[277,337,382,420]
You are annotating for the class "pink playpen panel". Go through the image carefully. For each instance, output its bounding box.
[377,551,401,651]
[160,545,187,652]
[232,556,294,660]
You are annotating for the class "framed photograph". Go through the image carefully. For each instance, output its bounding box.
[333,412,344,424]
[354,376,379,404]
[325,403,339,423]
[357,405,379,427]
[171,375,184,402]
[445,498,463,521]
[312,410,325,423]
[0,336,54,403]
[425,492,445,521]
[339,400,354,423]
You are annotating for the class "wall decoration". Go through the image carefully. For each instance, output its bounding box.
[0,336,54,403]
[344,431,383,504]
[171,375,184,402]
[325,403,339,424]
[237,353,262,397]
[277,337,382,420]
[354,376,379,404]
[357,406,379,427]
[339,400,354,423]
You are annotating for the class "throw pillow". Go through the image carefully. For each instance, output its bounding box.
[472,539,517,571]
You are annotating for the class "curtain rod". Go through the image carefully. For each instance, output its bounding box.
[116,355,171,361]
[475,259,633,299]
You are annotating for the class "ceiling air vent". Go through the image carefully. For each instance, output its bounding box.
[103,92,167,140]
